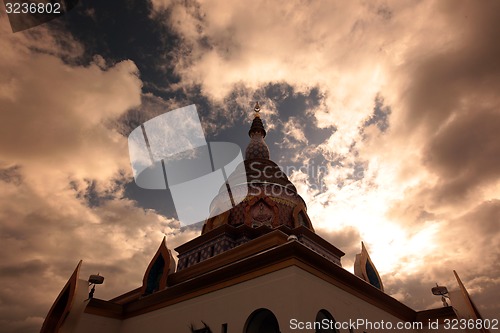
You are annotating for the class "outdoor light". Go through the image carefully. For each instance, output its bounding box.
[89,274,105,285]
[87,274,105,300]
[431,283,449,307]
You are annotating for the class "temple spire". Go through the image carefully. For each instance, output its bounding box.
[245,102,270,159]
[248,102,267,138]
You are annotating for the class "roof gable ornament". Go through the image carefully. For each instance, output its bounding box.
[354,242,385,292]
[40,260,82,333]
[141,236,176,296]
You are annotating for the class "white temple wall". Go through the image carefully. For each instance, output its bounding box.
[118,266,416,333]
[67,265,467,333]
[72,313,122,333]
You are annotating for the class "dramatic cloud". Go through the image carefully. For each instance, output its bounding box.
[0,19,193,333]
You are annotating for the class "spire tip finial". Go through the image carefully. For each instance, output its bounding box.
[248,101,266,138]
[254,101,261,113]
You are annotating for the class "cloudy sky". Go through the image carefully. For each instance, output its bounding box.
[1,0,499,331]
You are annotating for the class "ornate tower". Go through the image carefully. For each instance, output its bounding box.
[41,103,465,333]
[176,103,342,271]
[202,102,313,233]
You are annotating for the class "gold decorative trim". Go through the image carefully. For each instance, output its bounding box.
[269,196,298,207]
